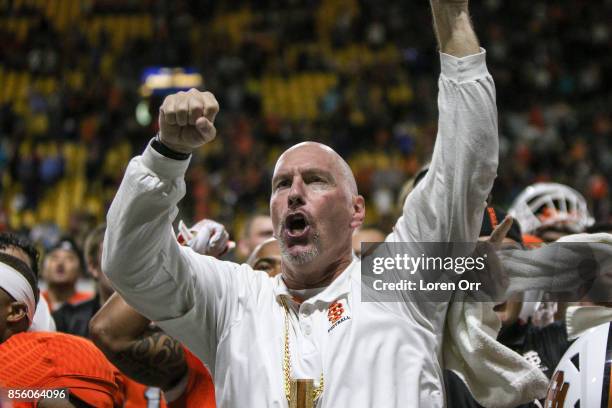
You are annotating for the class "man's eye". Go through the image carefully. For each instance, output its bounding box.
[307,176,325,184]
[254,261,272,272]
[275,180,291,189]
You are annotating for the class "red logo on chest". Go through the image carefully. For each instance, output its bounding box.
[328,301,344,324]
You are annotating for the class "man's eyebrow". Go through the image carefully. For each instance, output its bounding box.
[271,172,291,185]
[272,168,335,184]
[301,168,335,181]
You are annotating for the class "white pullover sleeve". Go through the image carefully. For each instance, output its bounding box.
[390,49,498,245]
[102,142,258,373]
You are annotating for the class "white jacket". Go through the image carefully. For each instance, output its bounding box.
[103,49,498,407]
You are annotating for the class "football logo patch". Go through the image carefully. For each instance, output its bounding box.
[327,300,350,333]
[328,302,344,324]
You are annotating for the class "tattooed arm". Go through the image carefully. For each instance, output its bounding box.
[89,292,188,390]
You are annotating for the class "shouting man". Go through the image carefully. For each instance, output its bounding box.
[103,1,498,406]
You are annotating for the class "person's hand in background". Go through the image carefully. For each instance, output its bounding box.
[177,219,234,258]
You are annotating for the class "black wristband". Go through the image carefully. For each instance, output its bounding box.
[151,135,191,160]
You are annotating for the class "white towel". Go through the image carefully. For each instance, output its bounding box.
[444,297,549,407]
[444,233,612,407]
[565,305,612,341]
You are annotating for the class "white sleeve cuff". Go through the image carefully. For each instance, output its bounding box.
[440,48,489,83]
[141,140,191,179]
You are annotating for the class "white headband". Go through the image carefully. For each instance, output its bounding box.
[0,263,36,325]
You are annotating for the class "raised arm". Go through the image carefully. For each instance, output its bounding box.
[390,0,498,244]
[430,0,479,58]
[102,89,249,371]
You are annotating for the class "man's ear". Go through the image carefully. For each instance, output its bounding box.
[6,301,28,324]
[350,195,366,229]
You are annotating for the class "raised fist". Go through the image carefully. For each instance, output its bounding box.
[159,88,219,154]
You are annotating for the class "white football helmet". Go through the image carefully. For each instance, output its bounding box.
[509,182,594,234]
[544,322,612,407]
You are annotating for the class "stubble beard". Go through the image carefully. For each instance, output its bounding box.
[279,230,322,265]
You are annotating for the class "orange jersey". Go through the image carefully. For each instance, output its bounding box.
[0,331,124,407]
[167,348,215,408]
[42,290,94,311]
[123,376,167,408]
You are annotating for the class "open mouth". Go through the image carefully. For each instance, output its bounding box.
[284,213,310,239]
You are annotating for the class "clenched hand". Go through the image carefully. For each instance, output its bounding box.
[159,88,219,154]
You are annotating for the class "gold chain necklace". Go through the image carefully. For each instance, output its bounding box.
[281,296,324,405]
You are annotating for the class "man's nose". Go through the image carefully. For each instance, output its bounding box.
[288,179,306,209]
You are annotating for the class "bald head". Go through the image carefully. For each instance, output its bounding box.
[274,142,358,196]
[270,141,366,287]
[247,238,282,277]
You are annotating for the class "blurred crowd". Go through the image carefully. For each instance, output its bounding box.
[0,1,611,406]
[0,0,610,251]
